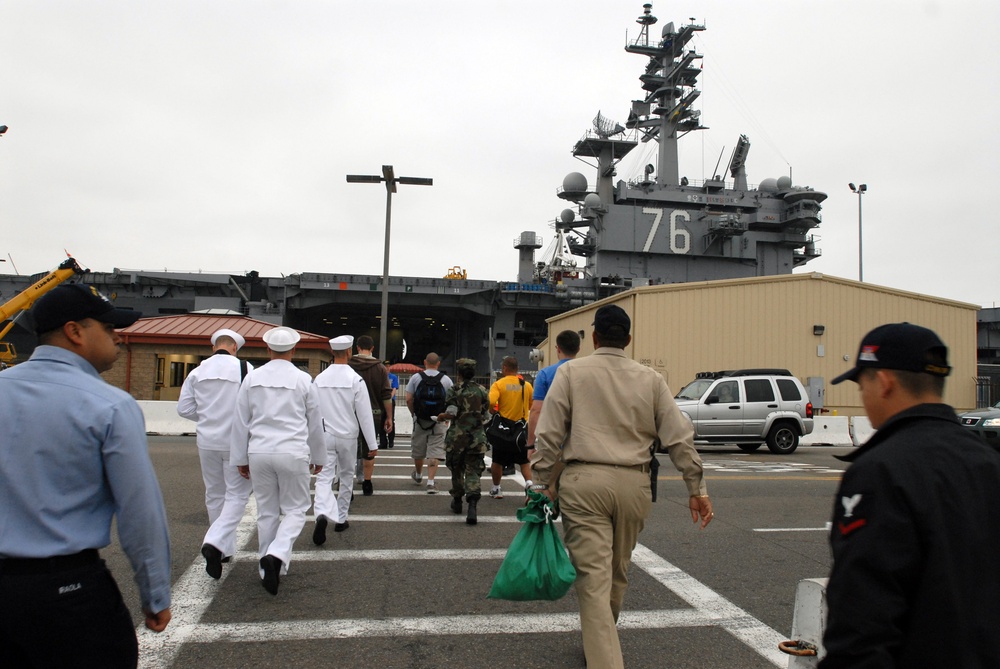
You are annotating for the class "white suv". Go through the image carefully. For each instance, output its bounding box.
[673,369,814,455]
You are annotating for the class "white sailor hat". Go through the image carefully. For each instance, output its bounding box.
[211,328,246,351]
[329,335,354,351]
[263,326,300,352]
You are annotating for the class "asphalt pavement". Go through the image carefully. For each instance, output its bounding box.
[102,437,850,669]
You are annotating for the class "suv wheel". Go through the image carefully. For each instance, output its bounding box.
[737,444,762,453]
[766,422,799,455]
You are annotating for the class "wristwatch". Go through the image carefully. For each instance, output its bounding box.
[527,484,549,491]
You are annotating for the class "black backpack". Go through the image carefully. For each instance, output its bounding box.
[413,371,447,421]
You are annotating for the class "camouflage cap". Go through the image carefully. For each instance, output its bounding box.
[456,358,477,373]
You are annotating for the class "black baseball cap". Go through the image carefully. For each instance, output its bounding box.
[31,283,141,335]
[831,322,951,385]
[593,304,630,337]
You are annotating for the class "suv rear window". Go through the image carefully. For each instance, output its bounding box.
[776,378,802,401]
[744,379,775,402]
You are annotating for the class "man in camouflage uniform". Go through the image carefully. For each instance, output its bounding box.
[439,358,490,525]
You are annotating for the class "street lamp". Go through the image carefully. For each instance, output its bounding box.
[346,166,432,360]
[849,182,867,281]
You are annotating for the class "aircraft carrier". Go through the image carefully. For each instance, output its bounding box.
[0,4,825,372]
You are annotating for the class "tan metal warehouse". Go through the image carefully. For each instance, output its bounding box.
[536,273,978,415]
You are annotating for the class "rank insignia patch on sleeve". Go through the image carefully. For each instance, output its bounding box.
[835,492,868,537]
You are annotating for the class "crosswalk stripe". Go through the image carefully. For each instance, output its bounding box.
[140,472,786,668]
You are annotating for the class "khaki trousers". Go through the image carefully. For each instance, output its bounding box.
[559,462,651,669]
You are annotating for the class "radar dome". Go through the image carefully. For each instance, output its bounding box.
[583,193,603,209]
[776,176,793,190]
[563,172,588,193]
[758,178,779,193]
[560,209,575,224]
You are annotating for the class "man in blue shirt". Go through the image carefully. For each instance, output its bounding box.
[0,284,172,667]
[387,367,399,449]
[525,329,581,453]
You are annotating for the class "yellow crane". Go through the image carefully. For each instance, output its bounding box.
[1,256,88,364]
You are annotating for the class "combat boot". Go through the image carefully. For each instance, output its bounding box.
[465,493,480,525]
[450,495,463,514]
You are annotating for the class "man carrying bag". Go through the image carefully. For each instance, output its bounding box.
[485,356,533,498]
[530,305,713,669]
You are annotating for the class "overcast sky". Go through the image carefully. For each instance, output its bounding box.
[2,1,998,307]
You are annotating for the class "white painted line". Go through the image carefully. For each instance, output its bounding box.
[754,527,828,533]
[137,496,259,669]
[179,609,720,643]
[305,513,528,523]
[333,489,466,495]
[631,544,787,667]
[234,548,509,562]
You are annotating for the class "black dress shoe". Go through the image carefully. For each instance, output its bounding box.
[312,515,328,546]
[334,521,350,532]
[450,496,463,514]
[362,480,373,496]
[201,543,223,580]
[260,555,282,595]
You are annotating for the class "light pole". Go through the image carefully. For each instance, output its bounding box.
[849,182,867,281]
[346,166,432,360]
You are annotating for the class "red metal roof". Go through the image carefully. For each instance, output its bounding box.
[119,314,330,350]
[388,362,423,374]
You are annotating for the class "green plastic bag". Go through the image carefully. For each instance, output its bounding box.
[487,490,577,601]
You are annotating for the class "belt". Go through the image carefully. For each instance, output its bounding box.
[571,460,651,474]
[0,549,100,576]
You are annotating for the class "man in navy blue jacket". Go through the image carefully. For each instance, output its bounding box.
[821,323,1000,668]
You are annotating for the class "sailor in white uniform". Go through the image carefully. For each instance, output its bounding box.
[311,335,378,542]
[230,326,326,595]
[177,328,253,530]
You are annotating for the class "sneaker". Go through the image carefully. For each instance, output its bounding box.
[411,470,422,485]
[490,485,503,499]
[426,481,437,494]
[362,480,373,496]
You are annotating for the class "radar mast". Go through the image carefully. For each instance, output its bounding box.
[625,4,706,186]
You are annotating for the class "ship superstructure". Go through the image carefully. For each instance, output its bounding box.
[530,3,826,290]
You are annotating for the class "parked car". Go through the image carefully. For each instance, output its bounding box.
[673,368,814,454]
[958,402,1000,441]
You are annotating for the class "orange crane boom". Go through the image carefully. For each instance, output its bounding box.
[0,257,88,363]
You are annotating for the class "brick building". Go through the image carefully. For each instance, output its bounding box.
[105,313,332,401]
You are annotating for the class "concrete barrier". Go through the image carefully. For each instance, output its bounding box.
[139,401,194,436]
[849,416,874,447]
[138,400,416,437]
[800,417,851,446]
[784,577,828,667]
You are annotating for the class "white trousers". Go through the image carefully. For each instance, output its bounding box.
[202,458,253,559]
[313,435,357,524]
[199,448,245,524]
[248,452,311,576]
